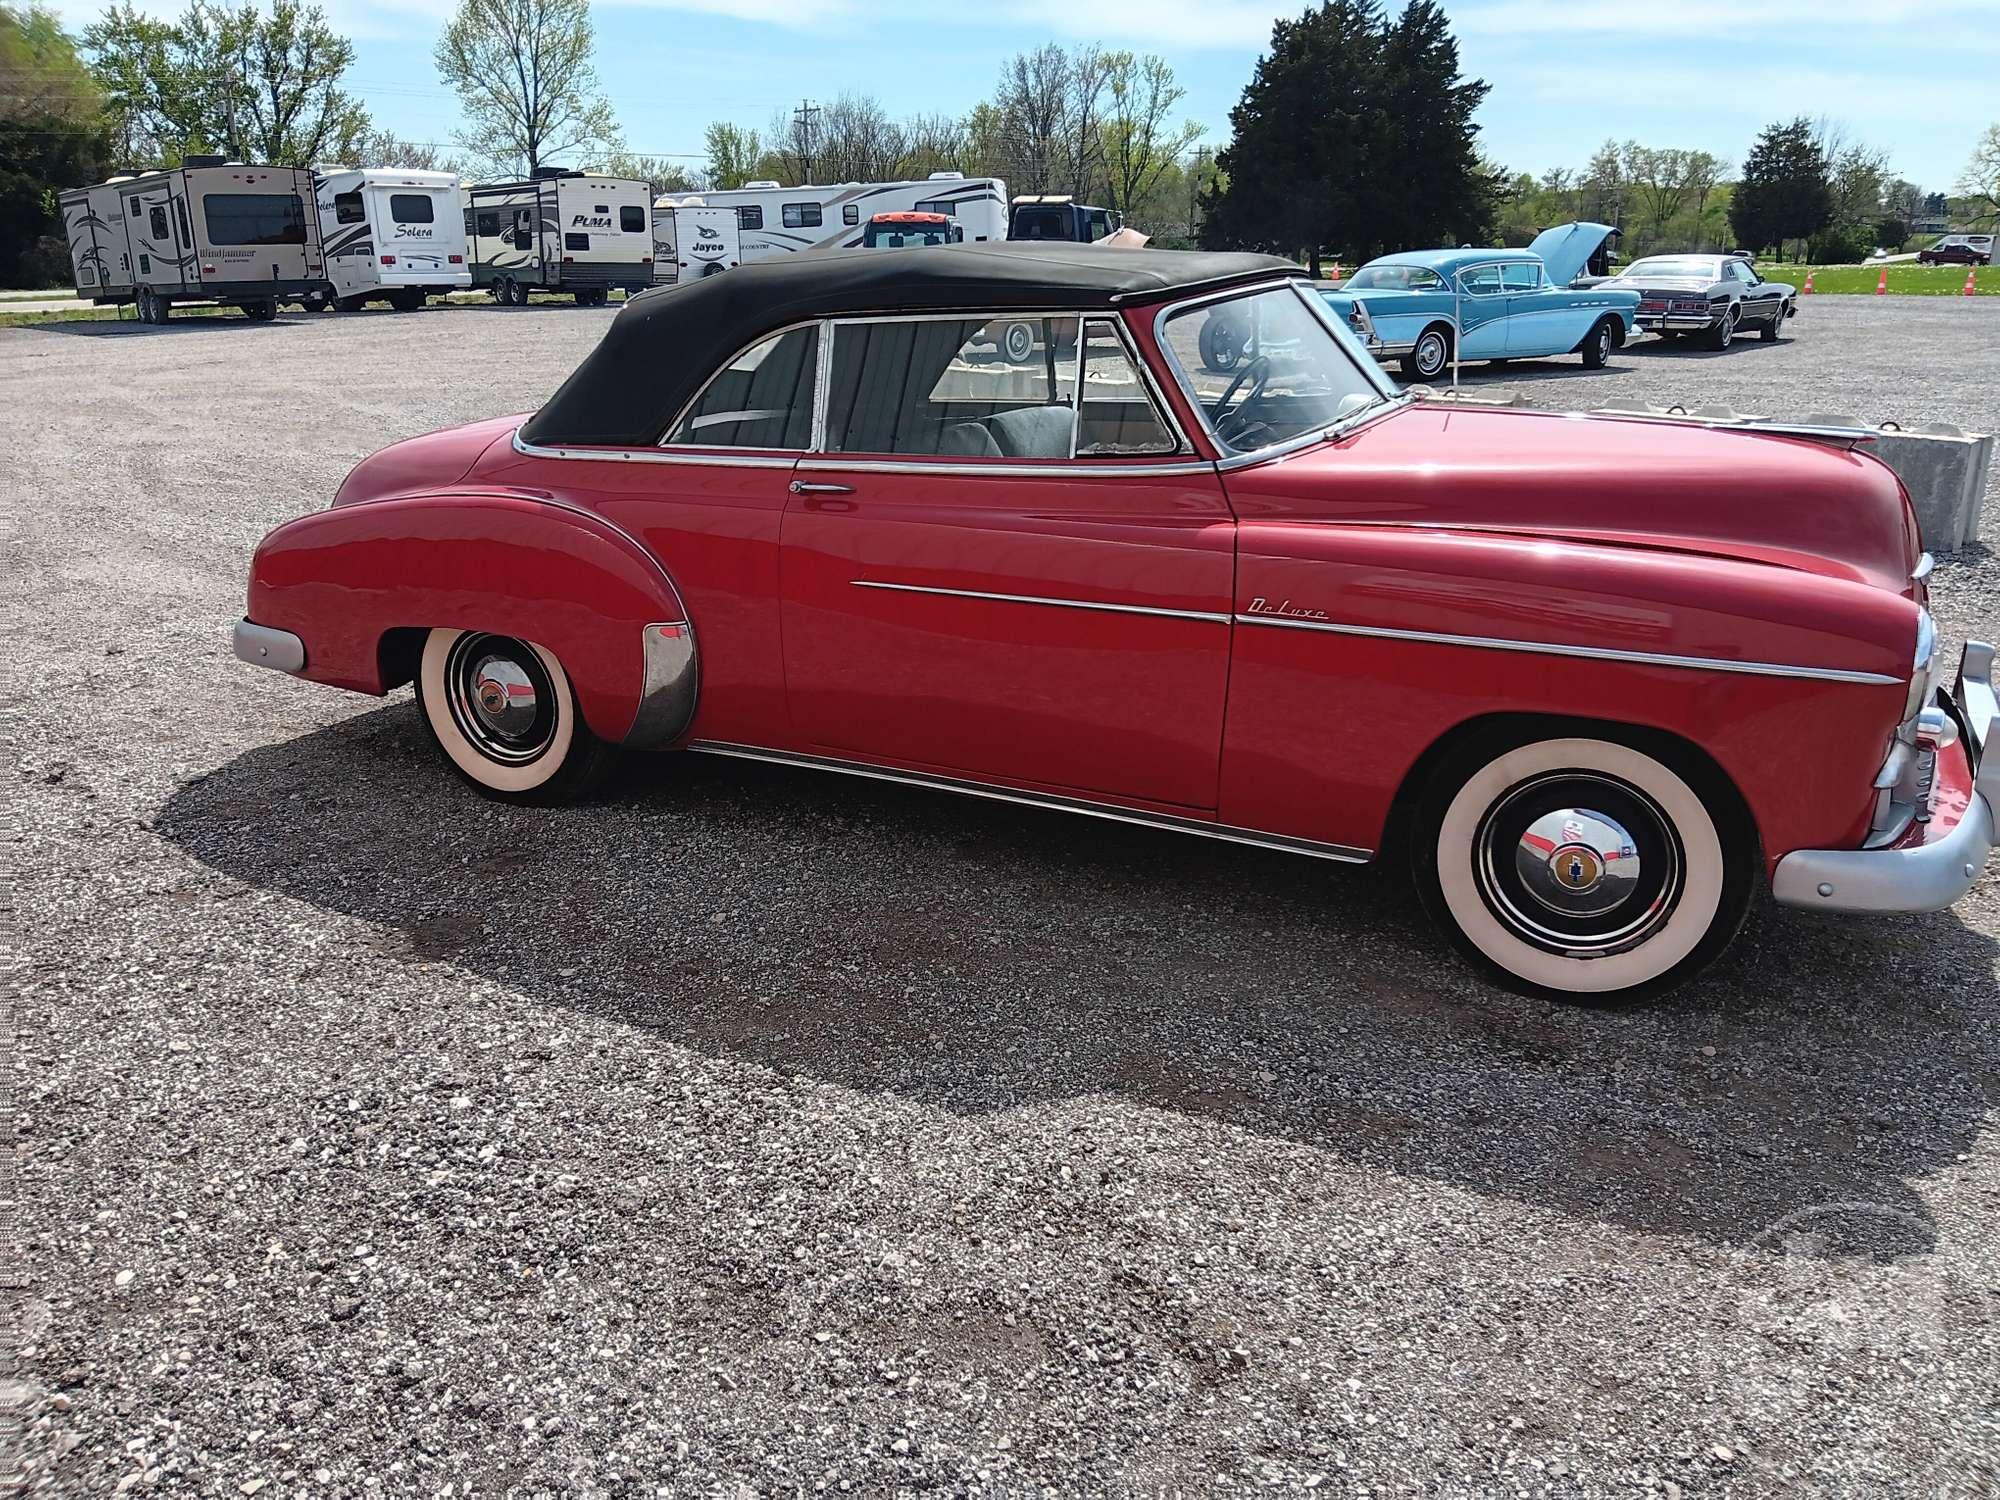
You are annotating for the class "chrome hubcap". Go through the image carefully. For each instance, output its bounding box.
[445,633,557,765]
[1417,335,1445,374]
[1474,772,1683,957]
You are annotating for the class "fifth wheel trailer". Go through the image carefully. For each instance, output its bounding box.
[62,159,326,322]
[464,170,653,305]
[315,168,470,310]
[670,173,1008,262]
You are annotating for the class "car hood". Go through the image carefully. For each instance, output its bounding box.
[1237,403,1920,593]
[1526,221,1619,287]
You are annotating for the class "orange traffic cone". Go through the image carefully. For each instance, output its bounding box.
[1966,268,1979,296]
[1875,266,1888,295]
[1802,270,1814,295]
[1330,262,1344,281]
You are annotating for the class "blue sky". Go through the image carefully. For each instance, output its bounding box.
[61,0,1997,190]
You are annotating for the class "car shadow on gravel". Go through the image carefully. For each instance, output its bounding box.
[156,699,1999,1253]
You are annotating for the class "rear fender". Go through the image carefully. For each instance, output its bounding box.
[247,490,696,747]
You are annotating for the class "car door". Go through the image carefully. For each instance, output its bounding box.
[1454,262,1509,358]
[1732,259,1779,323]
[1500,260,1569,354]
[780,313,1236,810]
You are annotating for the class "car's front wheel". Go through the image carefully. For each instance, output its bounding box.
[1760,300,1787,341]
[414,628,615,803]
[1579,317,1615,368]
[1412,728,1754,1001]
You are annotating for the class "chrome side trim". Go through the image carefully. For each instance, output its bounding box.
[1234,613,1904,686]
[852,578,1230,623]
[685,739,1373,864]
[234,618,305,675]
[513,428,799,470]
[804,457,1215,479]
[625,620,699,749]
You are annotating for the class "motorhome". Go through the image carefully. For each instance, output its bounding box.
[61,158,326,322]
[673,173,1007,262]
[650,199,742,284]
[464,169,653,305]
[315,168,470,310]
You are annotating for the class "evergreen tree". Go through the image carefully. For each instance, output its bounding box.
[1200,0,1494,270]
[1728,117,1833,260]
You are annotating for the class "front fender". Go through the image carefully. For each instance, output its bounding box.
[246,490,696,746]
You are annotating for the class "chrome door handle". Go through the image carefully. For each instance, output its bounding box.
[790,480,855,496]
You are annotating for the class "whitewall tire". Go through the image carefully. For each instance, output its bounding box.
[414,628,613,803]
[1414,730,1754,1000]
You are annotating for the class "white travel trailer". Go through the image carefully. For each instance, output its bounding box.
[61,158,326,322]
[315,168,470,310]
[650,199,742,285]
[464,169,653,305]
[681,172,1008,262]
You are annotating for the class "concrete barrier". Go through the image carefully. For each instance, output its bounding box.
[1413,389,1991,554]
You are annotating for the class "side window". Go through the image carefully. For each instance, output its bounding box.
[1077,320,1178,456]
[1088,210,1113,241]
[1458,263,1502,296]
[824,316,1082,458]
[842,203,859,225]
[175,198,192,248]
[475,210,500,236]
[512,209,533,250]
[913,199,957,217]
[1500,262,1540,292]
[565,232,590,251]
[129,195,140,218]
[782,202,822,229]
[334,191,365,224]
[149,205,169,241]
[620,205,645,233]
[666,325,820,451]
[738,205,763,231]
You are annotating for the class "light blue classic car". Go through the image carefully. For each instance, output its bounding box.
[1310,223,1641,382]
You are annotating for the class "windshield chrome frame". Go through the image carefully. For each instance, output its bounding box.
[1151,278,1406,468]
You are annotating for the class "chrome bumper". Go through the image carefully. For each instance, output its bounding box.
[234,618,305,675]
[1636,313,1716,331]
[1774,641,1996,913]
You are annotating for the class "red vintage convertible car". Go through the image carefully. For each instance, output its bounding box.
[236,244,1994,999]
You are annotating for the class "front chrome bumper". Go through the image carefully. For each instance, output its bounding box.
[234,618,305,675]
[1774,641,1996,913]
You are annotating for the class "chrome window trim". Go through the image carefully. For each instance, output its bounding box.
[1150,280,1406,466]
[1081,313,1192,457]
[802,457,1216,479]
[1235,613,1903,685]
[852,578,1229,624]
[514,428,799,470]
[686,739,1373,864]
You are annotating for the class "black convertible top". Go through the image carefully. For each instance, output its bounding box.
[521,241,1302,448]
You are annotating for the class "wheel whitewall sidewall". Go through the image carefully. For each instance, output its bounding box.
[420,629,577,794]
[1435,737,1726,995]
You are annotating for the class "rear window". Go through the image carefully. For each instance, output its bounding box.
[389,193,435,224]
[202,193,307,246]
[620,205,645,233]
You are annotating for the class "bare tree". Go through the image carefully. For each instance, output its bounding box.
[1960,122,2000,226]
[1100,52,1203,222]
[1059,44,1111,199]
[901,112,968,178]
[993,43,1069,194]
[433,0,618,176]
[351,128,462,173]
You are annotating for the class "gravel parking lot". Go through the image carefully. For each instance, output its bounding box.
[5,297,1997,1497]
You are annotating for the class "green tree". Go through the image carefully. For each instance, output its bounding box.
[1959,123,1999,227]
[1099,52,1203,225]
[1728,117,1833,260]
[600,148,698,196]
[83,2,367,166]
[702,120,762,189]
[1,4,110,285]
[1202,0,1492,271]
[433,0,618,176]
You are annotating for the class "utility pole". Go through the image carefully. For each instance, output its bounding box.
[792,99,821,183]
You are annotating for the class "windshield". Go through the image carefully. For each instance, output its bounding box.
[1619,257,1718,279]
[1343,263,1444,291]
[1157,284,1393,457]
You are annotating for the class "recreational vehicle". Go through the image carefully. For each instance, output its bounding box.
[673,173,1008,262]
[315,168,470,310]
[62,158,326,322]
[464,170,653,305]
[650,199,742,285]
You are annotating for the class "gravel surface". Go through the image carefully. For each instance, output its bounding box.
[4,299,1997,1498]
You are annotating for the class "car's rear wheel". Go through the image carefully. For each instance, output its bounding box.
[414,629,614,803]
[1198,317,1243,373]
[1579,317,1615,368]
[1403,324,1453,381]
[1412,728,1755,1001]
[999,320,1037,364]
[1705,306,1737,350]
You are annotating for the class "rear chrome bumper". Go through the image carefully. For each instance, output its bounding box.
[1774,641,1996,913]
[234,618,305,675]
[1636,312,1717,331]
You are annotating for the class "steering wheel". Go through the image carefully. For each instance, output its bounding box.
[1212,355,1273,443]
